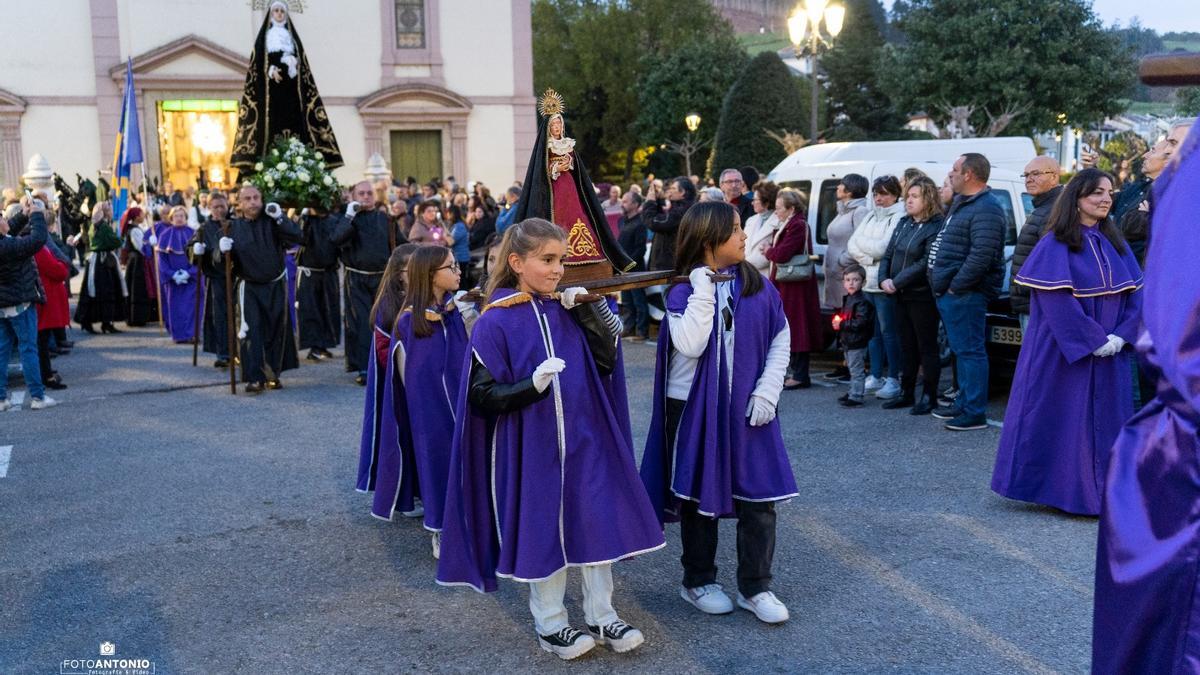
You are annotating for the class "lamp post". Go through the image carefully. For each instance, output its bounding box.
[788,0,844,143]
[664,112,709,177]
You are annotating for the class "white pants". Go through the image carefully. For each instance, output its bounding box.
[528,564,617,635]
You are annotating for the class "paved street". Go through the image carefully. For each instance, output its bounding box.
[2,327,1094,674]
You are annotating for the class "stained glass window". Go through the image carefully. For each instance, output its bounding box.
[395,0,425,49]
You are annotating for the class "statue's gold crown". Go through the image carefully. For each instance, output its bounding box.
[537,89,565,117]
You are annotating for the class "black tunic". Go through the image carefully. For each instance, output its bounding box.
[190,218,233,357]
[226,214,302,382]
[296,213,341,350]
[331,209,397,372]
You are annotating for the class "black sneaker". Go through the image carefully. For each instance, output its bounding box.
[881,396,915,410]
[822,367,849,381]
[213,358,230,368]
[837,393,850,403]
[836,374,851,383]
[537,626,596,660]
[931,405,960,420]
[945,413,988,431]
[840,398,864,408]
[587,619,644,653]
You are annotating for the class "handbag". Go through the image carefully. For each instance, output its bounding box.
[772,221,814,282]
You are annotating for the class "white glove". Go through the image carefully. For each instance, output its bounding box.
[345,201,361,218]
[265,202,282,219]
[148,234,158,247]
[219,237,234,253]
[173,269,191,285]
[1093,336,1119,358]
[192,242,206,256]
[300,208,310,217]
[746,395,776,427]
[689,266,716,298]
[1106,334,1127,353]
[452,289,476,313]
[558,287,588,310]
[531,357,566,393]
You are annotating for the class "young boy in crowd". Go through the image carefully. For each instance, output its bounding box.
[833,264,874,407]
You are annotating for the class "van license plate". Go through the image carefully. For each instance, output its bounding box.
[989,326,1022,346]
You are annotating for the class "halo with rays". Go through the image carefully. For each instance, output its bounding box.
[537,89,565,118]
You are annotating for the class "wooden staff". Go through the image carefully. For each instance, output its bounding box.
[1139,52,1200,86]
[223,220,237,395]
[151,228,166,335]
[455,272,734,305]
[191,269,203,366]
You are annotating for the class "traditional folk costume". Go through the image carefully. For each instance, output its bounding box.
[640,268,795,613]
[296,212,341,354]
[332,209,397,376]
[1093,125,1200,673]
[437,289,663,655]
[73,218,127,329]
[991,225,1142,516]
[154,222,202,343]
[223,212,302,385]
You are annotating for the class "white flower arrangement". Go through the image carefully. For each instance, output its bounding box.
[247,136,341,208]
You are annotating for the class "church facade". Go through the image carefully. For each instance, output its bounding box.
[0,0,534,193]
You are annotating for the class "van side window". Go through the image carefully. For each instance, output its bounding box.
[815,179,839,245]
[989,189,1018,245]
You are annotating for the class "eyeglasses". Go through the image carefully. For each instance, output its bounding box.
[1020,171,1058,179]
[434,262,460,273]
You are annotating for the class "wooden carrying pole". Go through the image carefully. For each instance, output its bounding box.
[1139,52,1200,86]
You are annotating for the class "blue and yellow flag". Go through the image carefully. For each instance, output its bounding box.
[111,59,143,232]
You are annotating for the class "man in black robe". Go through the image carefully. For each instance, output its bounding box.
[218,184,302,393]
[297,206,341,361]
[331,180,403,385]
[189,191,232,368]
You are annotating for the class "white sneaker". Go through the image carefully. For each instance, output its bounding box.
[0,398,10,412]
[680,584,734,615]
[400,503,424,518]
[875,377,902,400]
[864,375,882,391]
[737,591,790,624]
[30,395,58,410]
[431,532,441,560]
[537,626,596,660]
[587,619,644,653]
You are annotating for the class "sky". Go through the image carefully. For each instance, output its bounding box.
[878,0,1199,34]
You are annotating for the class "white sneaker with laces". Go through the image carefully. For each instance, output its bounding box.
[737,591,790,624]
[587,619,644,653]
[30,395,58,410]
[864,375,882,391]
[680,584,734,614]
[875,377,902,400]
[400,503,424,518]
[431,532,441,560]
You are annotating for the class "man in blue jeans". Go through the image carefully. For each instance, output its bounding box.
[0,200,57,411]
[926,153,1006,431]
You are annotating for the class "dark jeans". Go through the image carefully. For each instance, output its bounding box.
[935,291,988,417]
[619,288,649,337]
[37,329,55,382]
[896,293,941,400]
[667,398,778,597]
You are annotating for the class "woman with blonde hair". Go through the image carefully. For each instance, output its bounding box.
[154,205,202,342]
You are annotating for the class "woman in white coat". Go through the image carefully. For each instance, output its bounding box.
[745,181,780,275]
[823,173,870,311]
[846,175,906,399]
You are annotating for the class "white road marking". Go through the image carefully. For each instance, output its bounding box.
[0,446,11,478]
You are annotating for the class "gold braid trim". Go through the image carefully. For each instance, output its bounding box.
[481,292,532,314]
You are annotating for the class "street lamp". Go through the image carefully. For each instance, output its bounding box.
[664,113,710,177]
[685,113,701,134]
[789,0,844,142]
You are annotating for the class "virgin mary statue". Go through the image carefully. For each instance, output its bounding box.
[513,90,635,284]
[230,1,343,171]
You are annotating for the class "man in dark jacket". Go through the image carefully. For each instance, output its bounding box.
[926,153,1006,431]
[0,202,56,410]
[616,191,649,340]
[1008,156,1062,328]
[643,177,696,272]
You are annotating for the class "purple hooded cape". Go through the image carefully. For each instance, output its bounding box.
[355,318,397,494]
[286,246,299,331]
[991,227,1143,515]
[640,268,797,522]
[436,288,664,592]
[155,223,202,343]
[370,294,468,531]
[1093,125,1200,673]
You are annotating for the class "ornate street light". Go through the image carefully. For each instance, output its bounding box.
[789,0,844,142]
[685,112,701,134]
[665,113,709,177]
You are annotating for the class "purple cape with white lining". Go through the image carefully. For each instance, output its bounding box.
[355,318,397,494]
[436,288,664,592]
[370,293,468,531]
[992,227,1143,515]
[640,267,797,522]
[1093,124,1200,673]
[155,223,202,343]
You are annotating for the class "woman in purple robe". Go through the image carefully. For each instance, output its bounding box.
[436,219,663,661]
[991,169,1142,516]
[640,201,795,625]
[369,246,476,560]
[1093,123,1200,673]
[154,206,203,343]
[356,245,417,495]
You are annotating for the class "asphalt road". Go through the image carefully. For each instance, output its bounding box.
[1,327,1094,674]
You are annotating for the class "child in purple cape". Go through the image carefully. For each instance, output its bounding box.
[355,244,418,498]
[991,169,1142,516]
[369,245,477,560]
[1093,122,1200,673]
[640,201,796,625]
[437,218,665,660]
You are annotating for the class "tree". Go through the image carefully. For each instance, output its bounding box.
[710,52,817,179]
[532,0,740,181]
[888,0,1135,137]
[1110,19,1166,102]
[1178,87,1200,116]
[821,0,906,138]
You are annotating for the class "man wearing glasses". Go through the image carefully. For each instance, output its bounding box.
[718,168,756,225]
[1009,156,1062,332]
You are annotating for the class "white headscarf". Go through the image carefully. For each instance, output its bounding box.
[265,3,297,78]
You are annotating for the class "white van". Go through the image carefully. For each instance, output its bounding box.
[764,138,1038,358]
